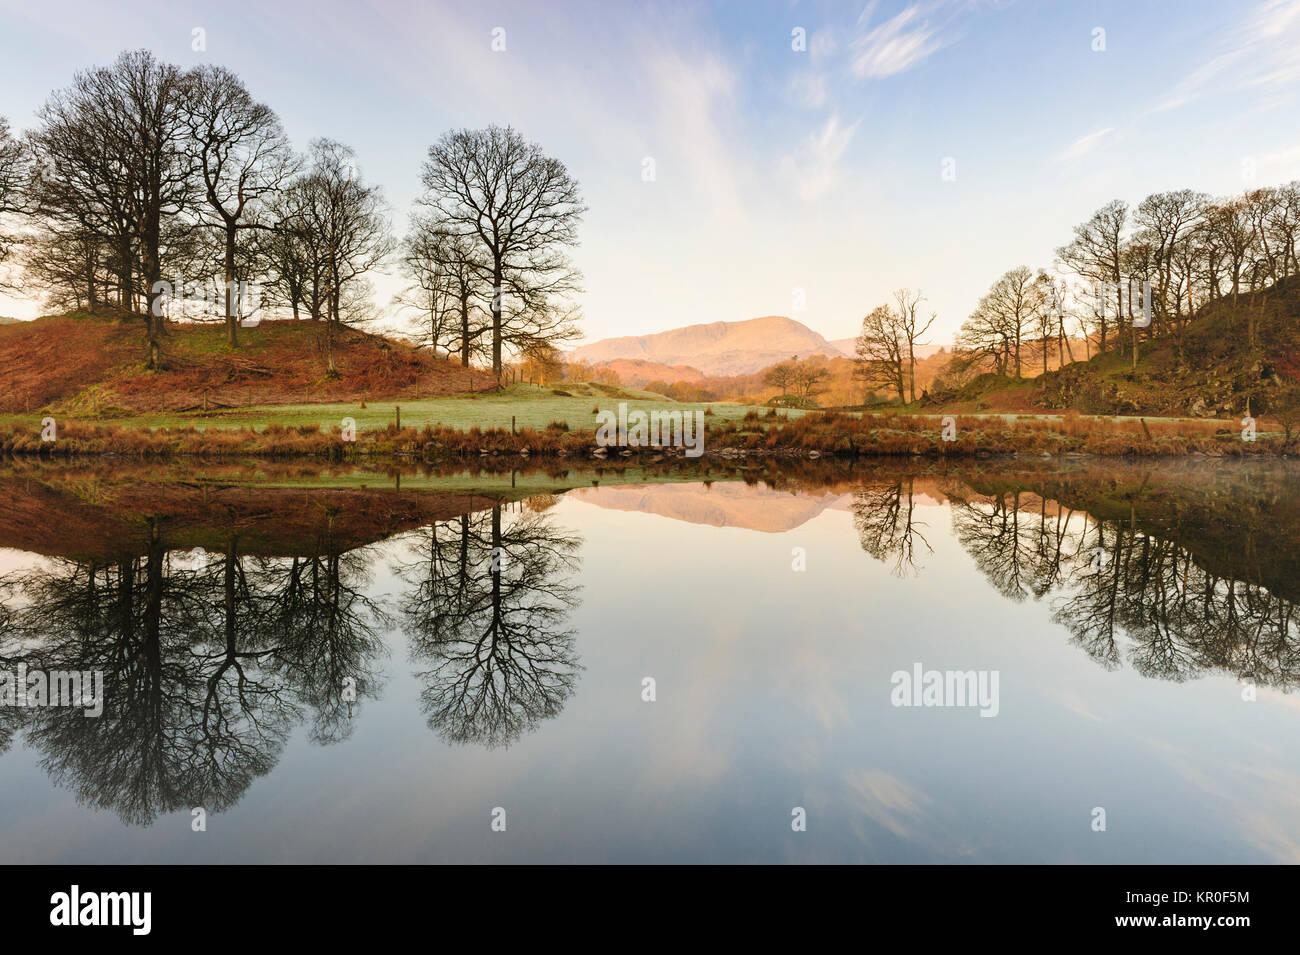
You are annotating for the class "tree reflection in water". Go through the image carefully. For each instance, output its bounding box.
[395,499,583,749]
[851,471,1300,690]
[1,464,1297,829]
[0,516,386,825]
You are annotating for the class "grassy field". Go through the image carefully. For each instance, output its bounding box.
[0,383,800,434]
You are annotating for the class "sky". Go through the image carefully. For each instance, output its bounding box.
[2,0,1300,345]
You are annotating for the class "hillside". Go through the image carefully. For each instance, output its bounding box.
[0,312,496,414]
[927,278,1300,416]
[569,315,843,377]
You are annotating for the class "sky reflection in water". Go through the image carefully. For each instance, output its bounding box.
[0,463,1296,863]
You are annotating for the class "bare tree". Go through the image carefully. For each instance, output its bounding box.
[893,288,936,401]
[792,357,831,402]
[288,140,393,376]
[1202,198,1253,305]
[20,225,108,311]
[260,174,318,320]
[764,358,798,397]
[854,305,907,403]
[0,116,28,285]
[1133,189,1207,340]
[519,341,563,384]
[1056,199,1127,352]
[29,50,195,367]
[420,125,586,376]
[183,65,297,345]
[958,267,1040,378]
[398,213,488,366]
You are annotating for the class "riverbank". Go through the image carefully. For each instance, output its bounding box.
[0,408,1290,459]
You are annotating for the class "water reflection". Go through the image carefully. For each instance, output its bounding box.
[0,460,1297,839]
[0,519,386,824]
[395,501,582,749]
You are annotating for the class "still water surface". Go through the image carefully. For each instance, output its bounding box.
[0,459,1296,862]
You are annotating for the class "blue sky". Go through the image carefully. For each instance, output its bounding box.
[2,0,1299,343]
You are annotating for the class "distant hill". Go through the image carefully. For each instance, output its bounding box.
[828,337,947,361]
[569,315,843,377]
[586,358,707,388]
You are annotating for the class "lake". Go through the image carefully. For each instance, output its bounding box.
[0,457,1296,863]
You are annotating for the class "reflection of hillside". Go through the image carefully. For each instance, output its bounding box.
[0,481,588,824]
[0,478,498,559]
[0,524,389,824]
[958,464,1300,605]
[939,469,1300,691]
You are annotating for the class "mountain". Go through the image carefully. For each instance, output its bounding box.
[569,315,844,377]
[585,358,707,387]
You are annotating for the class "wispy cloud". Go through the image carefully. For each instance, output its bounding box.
[846,770,933,842]
[781,113,859,200]
[1153,0,1300,111]
[1058,126,1115,161]
[849,2,948,79]
[646,47,742,216]
[786,71,828,108]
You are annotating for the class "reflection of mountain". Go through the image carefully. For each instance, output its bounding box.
[3,459,1299,829]
[571,480,948,533]
[572,482,852,532]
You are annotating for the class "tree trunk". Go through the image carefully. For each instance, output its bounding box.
[907,342,916,403]
[119,235,134,313]
[491,261,504,378]
[224,225,238,347]
[460,293,471,367]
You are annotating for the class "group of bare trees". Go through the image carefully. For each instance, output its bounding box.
[763,355,832,403]
[0,50,393,369]
[947,181,1300,386]
[0,51,586,380]
[0,117,27,292]
[852,288,936,404]
[952,265,1061,381]
[1063,185,1299,356]
[397,125,586,376]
